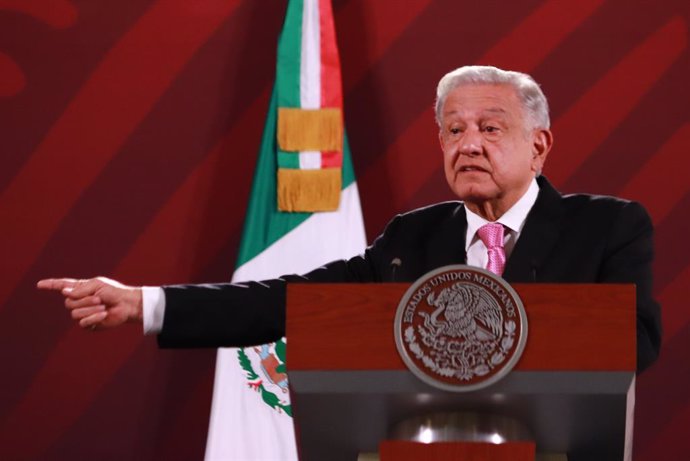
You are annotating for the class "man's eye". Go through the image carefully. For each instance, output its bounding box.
[449,127,461,135]
[484,126,499,133]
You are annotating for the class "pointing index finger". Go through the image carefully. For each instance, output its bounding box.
[36,278,78,291]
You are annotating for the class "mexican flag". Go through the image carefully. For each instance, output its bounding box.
[204,0,366,459]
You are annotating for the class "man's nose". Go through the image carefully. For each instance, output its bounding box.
[459,129,482,156]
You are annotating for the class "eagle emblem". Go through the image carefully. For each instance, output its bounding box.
[394,265,527,392]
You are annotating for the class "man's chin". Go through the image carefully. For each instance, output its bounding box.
[451,187,496,204]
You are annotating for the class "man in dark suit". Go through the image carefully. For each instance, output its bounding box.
[38,66,661,371]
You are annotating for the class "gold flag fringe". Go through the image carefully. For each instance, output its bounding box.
[277,168,341,212]
[277,108,342,152]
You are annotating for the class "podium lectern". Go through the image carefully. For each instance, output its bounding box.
[286,283,636,461]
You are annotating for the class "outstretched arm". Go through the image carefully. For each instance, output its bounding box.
[37,277,143,330]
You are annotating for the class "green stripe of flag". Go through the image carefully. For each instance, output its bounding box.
[276,0,303,109]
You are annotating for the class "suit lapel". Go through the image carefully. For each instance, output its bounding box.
[427,203,468,270]
[503,176,564,282]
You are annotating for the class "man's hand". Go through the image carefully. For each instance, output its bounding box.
[37,277,143,331]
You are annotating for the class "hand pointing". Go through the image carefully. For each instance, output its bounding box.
[37,277,143,331]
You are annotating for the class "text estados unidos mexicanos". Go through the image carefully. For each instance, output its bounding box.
[403,271,515,323]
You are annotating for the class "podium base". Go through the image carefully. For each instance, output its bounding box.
[379,441,536,461]
[358,449,566,461]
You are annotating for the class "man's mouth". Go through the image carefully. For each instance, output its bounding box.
[457,165,488,173]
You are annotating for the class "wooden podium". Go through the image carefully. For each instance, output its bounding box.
[286,283,636,461]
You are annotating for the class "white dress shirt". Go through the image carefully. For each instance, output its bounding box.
[465,178,540,268]
[142,286,165,334]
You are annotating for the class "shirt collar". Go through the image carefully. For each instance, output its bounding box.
[465,178,540,251]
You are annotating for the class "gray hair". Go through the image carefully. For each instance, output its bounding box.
[435,65,550,130]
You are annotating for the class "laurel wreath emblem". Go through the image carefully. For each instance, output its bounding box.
[404,320,516,381]
[237,339,292,416]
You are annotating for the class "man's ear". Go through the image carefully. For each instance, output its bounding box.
[532,128,553,173]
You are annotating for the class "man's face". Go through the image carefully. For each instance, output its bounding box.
[438,83,552,218]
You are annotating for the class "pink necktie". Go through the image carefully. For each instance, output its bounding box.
[477,223,506,276]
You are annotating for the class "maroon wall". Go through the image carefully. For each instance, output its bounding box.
[0,0,688,459]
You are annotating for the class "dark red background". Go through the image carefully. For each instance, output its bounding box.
[1,0,688,459]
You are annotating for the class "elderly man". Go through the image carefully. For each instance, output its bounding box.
[38,66,661,371]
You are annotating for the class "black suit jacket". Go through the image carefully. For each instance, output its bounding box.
[159,176,661,371]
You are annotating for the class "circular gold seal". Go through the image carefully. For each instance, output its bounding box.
[394,265,527,392]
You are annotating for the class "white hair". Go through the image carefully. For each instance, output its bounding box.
[435,65,550,130]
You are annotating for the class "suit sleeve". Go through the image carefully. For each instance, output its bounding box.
[156,217,402,348]
[599,201,662,372]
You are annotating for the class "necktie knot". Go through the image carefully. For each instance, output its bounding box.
[477,223,506,275]
[477,223,505,249]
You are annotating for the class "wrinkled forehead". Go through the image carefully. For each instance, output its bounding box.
[441,83,529,125]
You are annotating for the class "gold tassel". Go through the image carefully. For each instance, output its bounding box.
[277,108,342,152]
[277,168,341,212]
